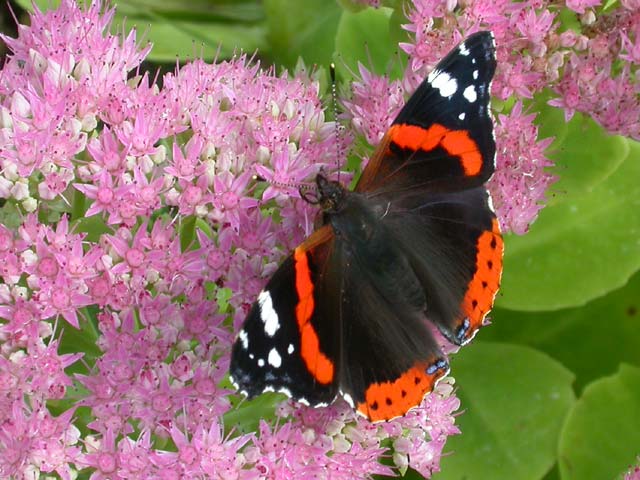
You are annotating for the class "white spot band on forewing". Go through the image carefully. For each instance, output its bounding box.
[429,71,458,98]
[258,290,280,337]
[238,329,248,349]
[268,348,282,368]
[463,85,477,103]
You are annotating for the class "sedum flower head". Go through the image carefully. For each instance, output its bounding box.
[0,1,462,478]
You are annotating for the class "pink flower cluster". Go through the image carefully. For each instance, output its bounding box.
[344,0,640,233]
[0,1,463,478]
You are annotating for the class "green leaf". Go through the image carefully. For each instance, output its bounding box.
[0,201,22,231]
[434,342,575,480]
[531,93,570,149]
[180,215,197,251]
[483,271,640,393]
[558,364,640,480]
[498,140,640,311]
[58,306,102,374]
[544,112,629,206]
[74,214,113,243]
[334,7,406,81]
[17,0,267,62]
[124,19,265,63]
[264,0,342,71]
[223,392,282,435]
[388,4,410,53]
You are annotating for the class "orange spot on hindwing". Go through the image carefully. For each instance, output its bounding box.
[356,359,449,422]
[458,218,503,343]
[293,248,334,384]
[389,123,483,177]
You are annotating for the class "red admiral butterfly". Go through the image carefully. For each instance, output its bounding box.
[230,31,503,422]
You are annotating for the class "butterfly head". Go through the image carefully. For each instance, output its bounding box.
[315,173,346,213]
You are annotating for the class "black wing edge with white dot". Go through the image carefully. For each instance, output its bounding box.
[394,31,496,130]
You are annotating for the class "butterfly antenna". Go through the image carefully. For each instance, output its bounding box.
[330,63,343,184]
[252,173,316,201]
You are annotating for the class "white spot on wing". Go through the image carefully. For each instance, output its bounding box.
[257,358,265,367]
[487,191,496,213]
[278,387,292,397]
[258,290,280,337]
[458,112,466,120]
[238,329,248,349]
[287,344,294,354]
[463,85,477,103]
[473,70,479,80]
[458,42,470,56]
[268,348,282,368]
[430,71,458,98]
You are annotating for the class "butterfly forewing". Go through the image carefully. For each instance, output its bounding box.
[229,226,339,406]
[356,31,497,195]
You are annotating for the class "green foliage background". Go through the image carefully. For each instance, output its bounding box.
[11,0,640,479]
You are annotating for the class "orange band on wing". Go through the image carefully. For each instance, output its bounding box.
[389,123,483,177]
[293,247,334,384]
[356,359,448,422]
[460,218,503,341]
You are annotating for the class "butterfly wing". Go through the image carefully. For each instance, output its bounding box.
[229,225,340,406]
[356,31,497,195]
[355,31,502,345]
[330,224,450,422]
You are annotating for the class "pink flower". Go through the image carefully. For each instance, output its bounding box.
[0,298,44,349]
[342,64,405,145]
[489,102,556,234]
[74,170,134,219]
[86,127,127,175]
[37,272,93,328]
[565,0,601,14]
[106,222,163,282]
[25,340,83,399]
[211,170,259,231]
[0,400,81,480]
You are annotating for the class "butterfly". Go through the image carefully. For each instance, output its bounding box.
[229,31,503,422]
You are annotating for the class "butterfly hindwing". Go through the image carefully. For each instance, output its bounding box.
[378,186,503,345]
[330,226,449,421]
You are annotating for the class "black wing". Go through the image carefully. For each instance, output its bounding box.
[355,31,503,345]
[229,225,339,407]
[356,31,497,195]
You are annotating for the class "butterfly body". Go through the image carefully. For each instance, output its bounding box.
[230,32,503,422]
